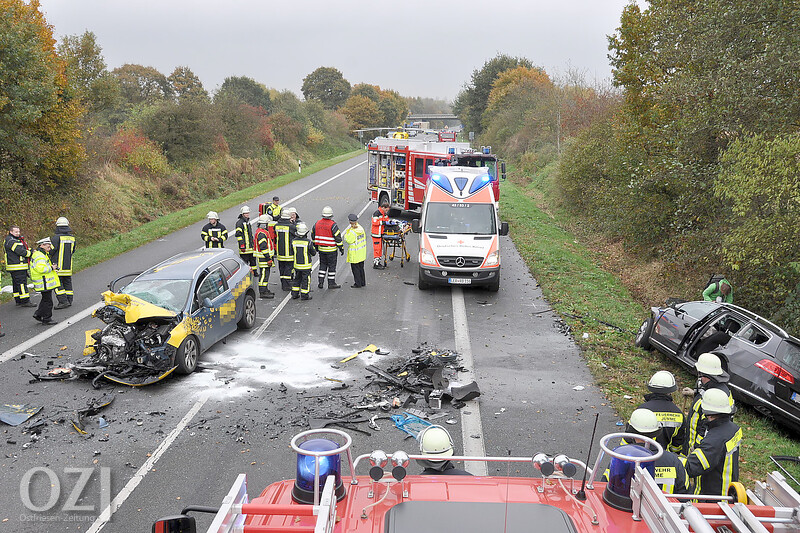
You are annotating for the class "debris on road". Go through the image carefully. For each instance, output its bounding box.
[0,404,42,426]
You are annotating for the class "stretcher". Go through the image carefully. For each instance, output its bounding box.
[381,219,411,267]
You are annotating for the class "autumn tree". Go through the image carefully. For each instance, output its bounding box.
[138,99,217,164]
[215,75,270,111]
[377,89,408,127]
[340,95,382,130]
[112,64,172,104]
[302,67,351,110]
[351,83,380,103]
[168,66,208,101]
[453,54,533,134]
[0,0,85,186]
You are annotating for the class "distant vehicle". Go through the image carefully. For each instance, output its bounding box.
[76,249,256,386]
[412,166,508,291]
[367,138,504,213]
[636,300,800,433]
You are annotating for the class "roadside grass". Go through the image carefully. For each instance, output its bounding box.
[1,149,362,300]
[502,178,800,487]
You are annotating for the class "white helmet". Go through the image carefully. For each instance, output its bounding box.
[322,206,334,218]
[418,425,454,458]
[648,371,677,394]
[256,214,270,225]
[295,222,309,236]
[628,408,660,435]
[696,353,725,376]
[701,388,733,415]
[285,207,297,216]
[56,216,69,227]
[207,211,219,220]
[240,205,250,215]
[37,237,52,246]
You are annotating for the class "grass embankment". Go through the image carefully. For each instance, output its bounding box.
[502,176,800,487]
[0,150,362,300]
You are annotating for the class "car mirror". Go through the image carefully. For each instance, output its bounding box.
[501,161,507,180]
[202,297,213,309]
[152,515,196,533]
[499,222,509,236]
[411,220,420,233]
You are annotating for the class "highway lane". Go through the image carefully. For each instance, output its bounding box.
[0,154,619,532]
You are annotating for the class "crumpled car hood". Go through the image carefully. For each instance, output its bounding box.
[100,291,177,322]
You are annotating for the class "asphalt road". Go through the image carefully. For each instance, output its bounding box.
[0,154,619,532]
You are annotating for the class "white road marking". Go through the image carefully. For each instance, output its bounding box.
[85,393,210,532]
[452,287,488,475]
[283,160,365,206]
[0,302,103,364]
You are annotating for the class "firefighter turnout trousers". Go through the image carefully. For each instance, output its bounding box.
[275,221,294,291]
[254,228,274,298]
[52,230,75,305]
[291,239,315,300]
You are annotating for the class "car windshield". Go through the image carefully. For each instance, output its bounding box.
[777,340,800,374]
[424,202,497,234]
[677,301,717,320]
[122,278,192,313]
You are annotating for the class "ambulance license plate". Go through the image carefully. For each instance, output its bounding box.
[449,278,471,285]
[792,392,800,404]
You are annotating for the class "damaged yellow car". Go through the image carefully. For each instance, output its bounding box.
[75,249,256,386]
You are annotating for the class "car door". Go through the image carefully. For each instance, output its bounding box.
[192,267,230,349]
[652,301,716,354]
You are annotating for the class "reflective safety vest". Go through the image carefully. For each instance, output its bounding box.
[51,230,76,275]
[292,238,315,270]
[29,249,60,291]
[344,224,367,263]
[275,219,293,261]
[684,382,734,456]
[311,218,343,253]
[266,203,282,219]
[4,233,31,271]
[684,416,741,496]
[201,222,228,248]
[254,227,274,265]
[371,207,388,238]
[235,216,254,254]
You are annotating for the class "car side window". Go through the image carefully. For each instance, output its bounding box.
[221,259,241,280]
[196,269,227,306]
[739,323,770,346]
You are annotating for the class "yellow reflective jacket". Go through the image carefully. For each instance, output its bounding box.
[344,224,367,264]
[29,249,61,291]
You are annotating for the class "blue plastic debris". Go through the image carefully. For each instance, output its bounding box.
[391,412,432,438]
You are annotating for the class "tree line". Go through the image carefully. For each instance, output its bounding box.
[455,0,800,335]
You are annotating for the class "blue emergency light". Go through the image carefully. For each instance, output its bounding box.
[468,174,492,194]
[292,438,346,504]
[602,444,655,512]
[448,148,455,154]
[430,174,454,194]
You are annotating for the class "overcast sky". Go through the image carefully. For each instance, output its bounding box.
[38,0,631,101]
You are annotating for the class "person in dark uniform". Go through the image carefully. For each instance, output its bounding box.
[253,214,275,299]
[201,211,228,248]
[683,353,734,456]
[274,210,295,291]
[637,371,685,453]
[291,222,315,301]
[235,205,256,275]
[4,225,34,307]
[684,388,741,497]
[29,238,60,325]
[52,216,76,308]
[417,426,472,476]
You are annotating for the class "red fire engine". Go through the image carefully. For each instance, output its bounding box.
[367,136,504,212]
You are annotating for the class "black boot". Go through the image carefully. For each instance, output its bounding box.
[263,290,275,299]
[301,294,312,301]
[291,291,300,299]
[328,282,341,289]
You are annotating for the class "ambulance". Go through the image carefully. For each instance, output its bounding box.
[411,166,509,291]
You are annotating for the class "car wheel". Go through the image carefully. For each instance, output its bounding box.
[237,292,256,330]
[418,268,430,290]
[175,335,199,375]
[487,275,500,293]
[635,317,654,350]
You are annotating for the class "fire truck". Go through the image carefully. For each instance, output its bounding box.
[367,136,504,213]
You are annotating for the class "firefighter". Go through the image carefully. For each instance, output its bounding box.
[417,426,471,476]
[4,225,34,307]
[265,196,282,220]
[274,210,295,291]
[344,214,367,288]
[683,353,735,456]
[370,200,389,269]
[51,217,76,308]
[637,371,685,454]
[683,388,742,497]
[625,409,689,494]
[254,214,275,299]
[30,238,60,325]
[311,206,344,289]
[201,211,228,248]
[291,222,315,300]
[235,205,256,275]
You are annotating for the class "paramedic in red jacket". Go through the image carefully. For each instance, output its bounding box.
[370,201,389,269]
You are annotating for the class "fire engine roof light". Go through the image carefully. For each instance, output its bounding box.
[483,146,491,154]
[448,148,455,154]
[602,444,655,512]
[292,438,346,504]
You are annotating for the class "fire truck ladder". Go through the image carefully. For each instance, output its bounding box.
[632,466,800,532]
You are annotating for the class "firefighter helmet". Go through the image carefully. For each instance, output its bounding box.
[696,353,725,376]
[285,207,297,217]
[648,370,677,394]
[257,214,270,225]
[295,222,309,236]
[207,211,219,220]
[56,217,69,227]
[701,388,733,415]
[322,206,334,218]
[37,237,52,246]
[628,408,660,435]
[240,205,250,215]
[419,426,454,457]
